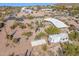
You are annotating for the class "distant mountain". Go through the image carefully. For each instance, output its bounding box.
[54,3,79,6]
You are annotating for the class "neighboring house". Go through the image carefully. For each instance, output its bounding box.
[48,33,69,43]
[4,14,24,22]
[21,7,33,14]
[41,9,52,12]
[4,14,17,21]
[65,5,72,9]
[31,39,47,47]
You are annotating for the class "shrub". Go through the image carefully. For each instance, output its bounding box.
[27,23,33,29]
[42,45,47,51]
[0,16,4,21]
[10,22,18,29]
[19,23,26,29]
[39,22,44,27]
[0,22,4,28]
[61,43,79,56]
[27,15,34,19]
[22,32,32,37]
[69,25,75,31]
[6,34,13,40]
[71,10,79,16]
[35,32,46,39]
[13,38,20,43]
[45,26,61,35]
[68,31,79,41]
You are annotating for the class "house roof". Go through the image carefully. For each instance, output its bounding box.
[41,9,52,11]
[31,39,46,47]
[44,18,68,28]
[48,33,69,43]
[21,7,32,13]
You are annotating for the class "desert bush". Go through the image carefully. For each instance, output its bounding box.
[27,14,34,19]
[19,23,26,29]
[27,23,33,29]
[69,25,76,31]
[10,22,18,29]
[71,10,79,16]
[42,45,47,51]
[45,26,61,35]
[35,32,46,39]
[61,43,79,56]
[6,34,13,40]
[13,38,20,43]
[68,31,79,41]
[35,21,44,27]
[22,32,32,37]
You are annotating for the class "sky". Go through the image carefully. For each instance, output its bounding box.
[0,3,53,6]
[0,0,78,3]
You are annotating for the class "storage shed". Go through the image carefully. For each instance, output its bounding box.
[31,39,47,47]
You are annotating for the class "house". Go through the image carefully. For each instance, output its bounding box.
[48,33,69,43]
[44,18,69,33]
[31,39,47,47]
[21,7,33,14]
[44,18,68,28]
